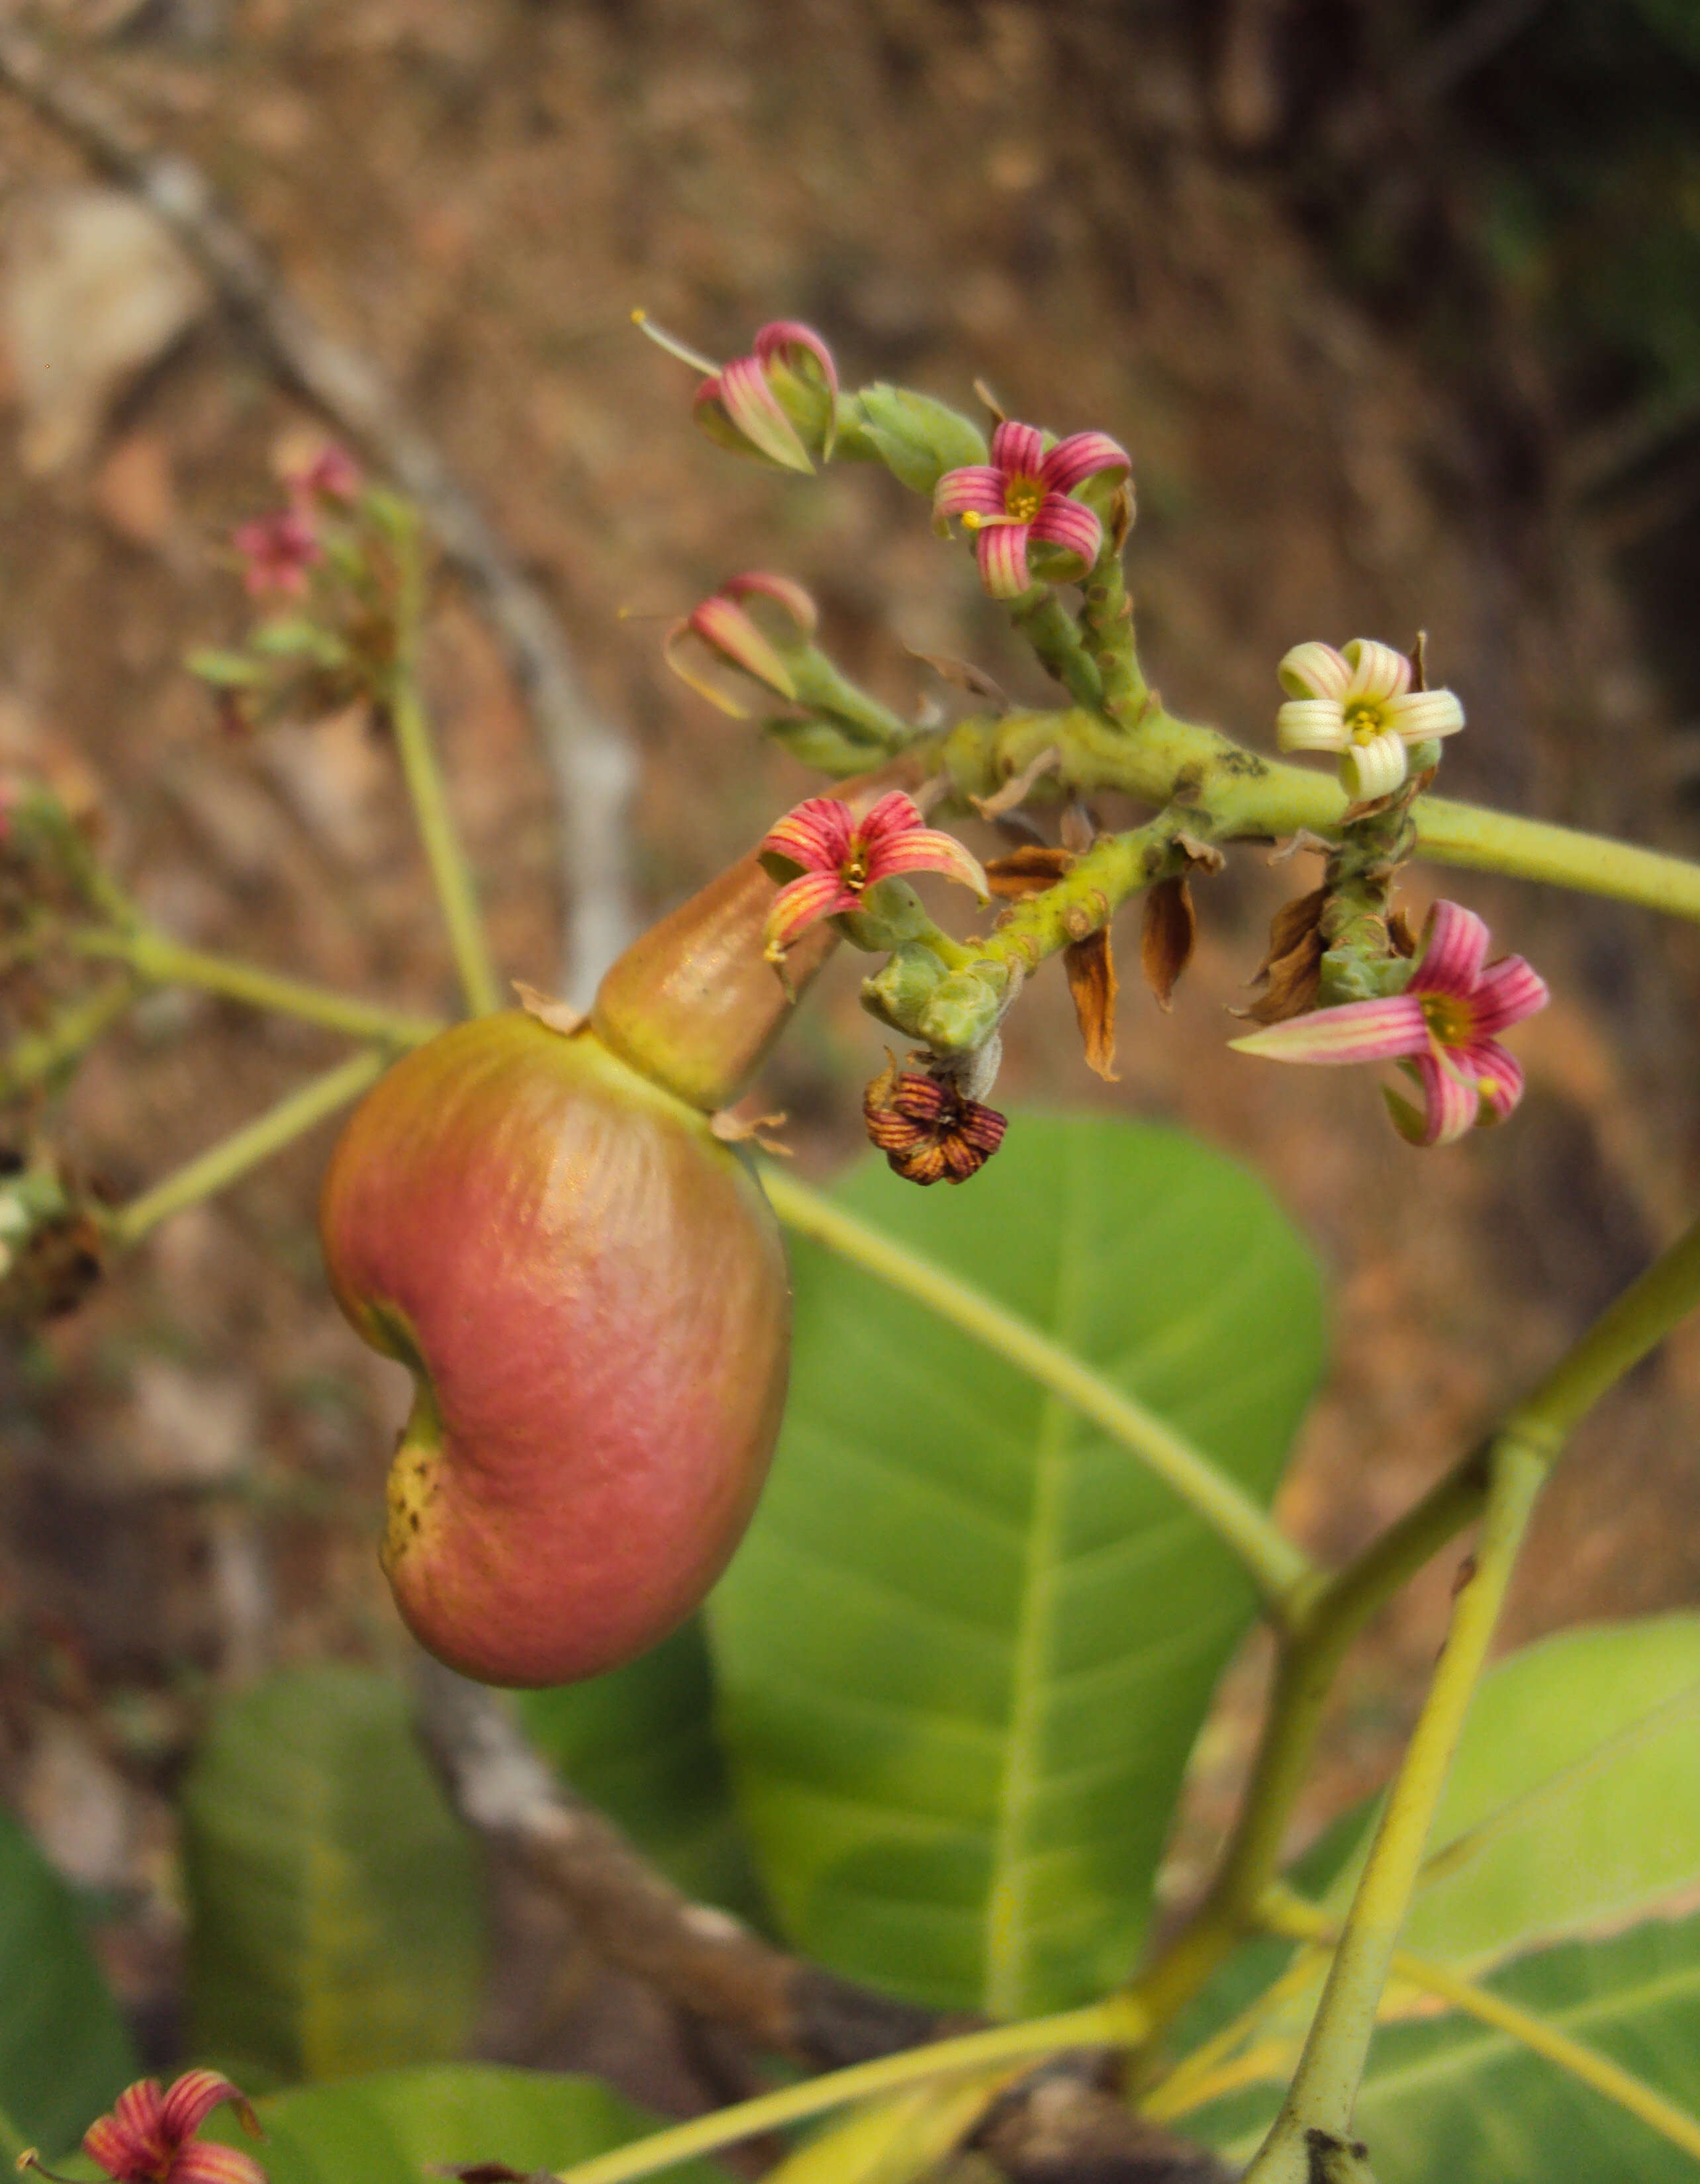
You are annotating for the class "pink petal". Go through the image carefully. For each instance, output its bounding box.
[991,419,1045,478]
[1039,430,1130,494]
[1229,994,1430,1066]
[765,868,858,953]
[976,519,1033,599]
[761,796,856,871]
[721,570,818,634]
[855,791,929,852]
[1276,698,1348,754]
[1468,1041,1525,1122]
[661,619,755,717]
[1343,638,1413,704]
[754,320,839,396]
[1384,688,1466,741]
[1414,1050,1481,1146]
[934,465,1009,520]
[162,2073,256,2145]
[1278,641,1352,702]
[1411,899,1490,998]
[1471,953,1548,1036]
[1029,494,1103,568]
[688,597,798,698]
[865,826,990,899]
[704,357,814,473]
[167,2146,267,2184]
[85,2116,153,2181]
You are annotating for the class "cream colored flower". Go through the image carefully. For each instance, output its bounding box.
[1276,639,1464,799]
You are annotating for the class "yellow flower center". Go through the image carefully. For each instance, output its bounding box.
[1346,703,1388,746]
[1004,476,1043,523]
[843,843,870,891]
[1419,993,1472,1047]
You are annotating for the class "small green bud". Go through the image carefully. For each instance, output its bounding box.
[843,385,988,495]
[861,942,949,1033]
[919,965,1009,1056]
[835,878,937,954]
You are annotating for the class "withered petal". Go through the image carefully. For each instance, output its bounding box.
[1140,876,1195,1015]
[1064,929,1119,1080]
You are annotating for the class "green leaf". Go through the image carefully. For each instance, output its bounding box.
[1325,1615,1700,1968]
[0,1809,136,2157]
[1192,1904,1700,2183]
[185,647,263,687]
[200,2064,733,2184]
[845,387,989,494]
[516,1619,767,1919]
[181,1666,485,2083]
[712,1114,1325,2017]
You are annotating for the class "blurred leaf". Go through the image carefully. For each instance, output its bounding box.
[0,1808,136,2157]
[1190,1903,1700,2183]
[181,1666,485,2084]
[185,647,263,687]
[198,2064,732,2184]
[712,1114,1325,2016]
[1323,1615,1700,1968]
[516,1619,766,1918]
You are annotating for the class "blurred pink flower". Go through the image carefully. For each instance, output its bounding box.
[83,2070,264,2184]
[232,508,321,599]
[663,571,818,715]
[694,320,839,473]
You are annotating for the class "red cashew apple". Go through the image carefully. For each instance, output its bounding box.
[320,1008,792,1685]
[317,761,927,1684]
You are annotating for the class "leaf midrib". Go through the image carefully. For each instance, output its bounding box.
[984,1132,1092,2018]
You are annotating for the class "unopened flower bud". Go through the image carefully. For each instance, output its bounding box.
[918,964,1009,1056]
[841,384,988,494]
[861,940,949,1033]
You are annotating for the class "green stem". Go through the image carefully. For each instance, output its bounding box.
[105,1048,389,1250]
[1010,592,1104,712]
[1259,1889,1700,2166]
[1235,1207,1700,2177]
[1131,1207,1700,2045]
[931,705,1700,927]
[1078,552,1147,725]
[0,978,134,1097]
[1245,1437,1544,2179]
[761,1167,1314,1612]
[552,1994,1151,2184]
[388,509,502,1015]
[71,927,444,1048]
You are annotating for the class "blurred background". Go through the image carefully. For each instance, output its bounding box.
[1,0,1699,2107]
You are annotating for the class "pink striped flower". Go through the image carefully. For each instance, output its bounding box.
[759,791,988,960]
[232,508,321,599]
[694,321,839,475]
[1230,900,1548,1146]
[287,443,362,508]
[663,572,818,716]
[934,420,1129,600]
[1277,639,1465,800]
[83,2071,265,2184]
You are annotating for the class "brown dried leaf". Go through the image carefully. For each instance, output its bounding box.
[1065,928,1119,1080]
[1388,905,1419,957]
[984,844,1070,899]
[1140,875,1196,1012]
